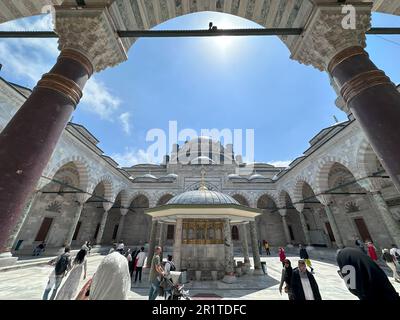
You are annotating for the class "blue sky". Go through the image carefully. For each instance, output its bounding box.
[0,11,399,167]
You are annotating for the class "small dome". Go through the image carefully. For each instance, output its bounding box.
[249,174,266,180]
[190,156,215,165]
[228,173,244,179]
[166,173,178,178]
[167,189,240,206]
[142,173,157,179]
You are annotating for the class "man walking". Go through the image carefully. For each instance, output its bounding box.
[148,246,164,300]
[299,244,314,273]
[291,259,321,300]
[42,246,72,300]
[134,247,146,283]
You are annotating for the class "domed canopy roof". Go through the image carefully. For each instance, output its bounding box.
[167,189,239,206]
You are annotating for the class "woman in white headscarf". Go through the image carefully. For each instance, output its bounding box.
[89,252,131,300]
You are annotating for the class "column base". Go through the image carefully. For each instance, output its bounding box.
[222,274,237,283]
[286,244,294,248]
[0,252,18,268]
[253,268,264,276]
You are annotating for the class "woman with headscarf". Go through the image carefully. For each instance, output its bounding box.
[279,247,286,267]
[382,248,400,283]
[279,259,294,300]
[55,249,87,300]
[367,241,378,262]
[89,252,131,300]
[336,247,400,300]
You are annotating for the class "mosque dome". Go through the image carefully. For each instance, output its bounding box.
[190,156,215,165]
[249,174,267,180]
[166,188,240,206]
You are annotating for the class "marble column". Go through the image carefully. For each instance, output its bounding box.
[65,202,85,247]
[279,209,292,247]
[172,219,183,271]
[290,3,400,192]
[146,220,158,268]
[95,203,113,246]
[294,204,311,246]
[323,205,344,249]
[0,3,129,254]
[158,223,166,262]
[249,220,263,275]
[239,224,250,265]
[116,209,128,243]
[222,218,236,283]
[370,191,400,247]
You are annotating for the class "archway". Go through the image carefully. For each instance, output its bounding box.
[124,194,150,245]
[279,190,304,245]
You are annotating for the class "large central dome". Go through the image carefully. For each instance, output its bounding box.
[166,189,240,206]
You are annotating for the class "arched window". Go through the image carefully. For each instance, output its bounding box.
[231,226,239,240]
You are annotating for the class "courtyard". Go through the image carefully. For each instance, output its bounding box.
[1,252,399,300]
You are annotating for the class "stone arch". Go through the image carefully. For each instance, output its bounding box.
[128,191,151,209]
[113,187,130,208]
[314,156,355,194]
[277,189,293,209]
[291,176,317,204]
[89,175,114,202]
[256,192,278,210]
[230,192,250,207]
[156,192,176,206]
[45,155,90,192]
[356,138,384,178]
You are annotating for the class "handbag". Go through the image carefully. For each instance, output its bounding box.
[76,278,92,300]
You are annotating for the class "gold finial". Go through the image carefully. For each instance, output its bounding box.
[199,166,208,191]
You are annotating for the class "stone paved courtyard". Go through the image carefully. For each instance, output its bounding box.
[1,253,399,300]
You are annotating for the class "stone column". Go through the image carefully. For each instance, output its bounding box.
[0,3,129,253]
[95,203,113,246]
[239,224,250,266]
[116,209,128,242]
[65,202,85,247]
[322,203,344,249]
[279,209,292,247]
[249,220,263,275]
[294,204,311,246]
[158,223,166,261]
[222,218,236,283]
[146,220,158,268]
[370,191,400,247]
[290,3,400,193]
[172,218,183,271]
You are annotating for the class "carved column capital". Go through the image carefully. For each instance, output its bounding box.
[316,194,333,206]
[120,208,129,216]
[278,208,287,217]
[358,177,385,193]
[290,3,372,72]
[54,2,128,72]
[294,203,304,213]
[103,202,113,212]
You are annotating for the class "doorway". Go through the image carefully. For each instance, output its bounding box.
[35,217,54,242]
[354,217,373,242]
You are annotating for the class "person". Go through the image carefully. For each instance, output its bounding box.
[55,249,88,300]
[134,247,146,283]
[163,255,176,300]
[116,240,125,254]
[291,259,322,300]
[89,252,131,300]
[33,242,46,256]
[279,259,294,300]
[299,244,314,273]
[42,246,72,300]
[148,246,164,300]
[264,241,271,256]
[382,249,400,283]
[367,241,378,262]
[390,244,400,266]
[125,249,133,276]
[109,243,117,254]
[337,247,400,300]
[279,247,286,267]
[355,237,366,253]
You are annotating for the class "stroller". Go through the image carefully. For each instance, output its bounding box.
[162,271,191,300]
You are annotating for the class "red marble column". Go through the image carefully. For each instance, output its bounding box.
[0,49,93,253]
[329,46,400,192]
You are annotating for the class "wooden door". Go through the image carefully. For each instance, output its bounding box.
[354,218,373,242]
[325,222,335,242]
[35,217,53,242]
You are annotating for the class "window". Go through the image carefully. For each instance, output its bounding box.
[72,221,82,241]
[231,226,239,240]
[167,225,175,240]
[112,224,119,240]
[288,225,295,241]
[93,223,101,240]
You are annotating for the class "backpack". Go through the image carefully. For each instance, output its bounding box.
[55,254,70,276]
[167,261,176,272]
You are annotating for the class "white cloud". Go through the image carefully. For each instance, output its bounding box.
[268,160,292,168]
[119,112,131,135]
[111,148,157,167]
[0,14,123,121]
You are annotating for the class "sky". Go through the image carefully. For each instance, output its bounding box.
[0,10,399,168]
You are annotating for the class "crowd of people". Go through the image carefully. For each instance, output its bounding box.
[39,237,400,301]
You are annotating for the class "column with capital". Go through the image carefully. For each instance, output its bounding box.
[294,203,312,247]
[172,219,183,271]
[95,202,113,246]
[146,220,158,268]
[290,3,400,193]
[318,196,344,249]
[279,209,293,247]
[239,224,250,268]
[116,208,128,243]
[0,2,129,254]
[360,179,400,247]
[64,193,90,247]
[249,220,263,275]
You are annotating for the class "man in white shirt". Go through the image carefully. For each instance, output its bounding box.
[134,247,146,283]
[116,240,125,254]
[390,245,400,267]
[291,259,322,300]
